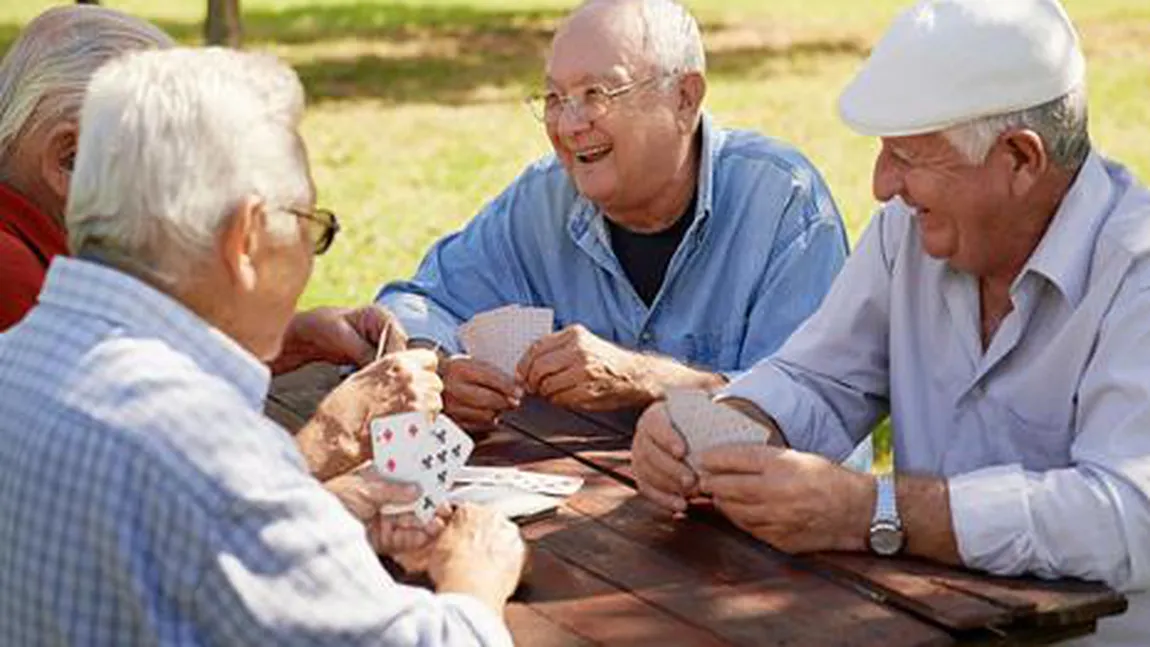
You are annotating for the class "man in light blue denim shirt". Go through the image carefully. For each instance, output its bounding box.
[378,0,869,468]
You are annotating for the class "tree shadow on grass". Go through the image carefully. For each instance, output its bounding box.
[0,1,870,107]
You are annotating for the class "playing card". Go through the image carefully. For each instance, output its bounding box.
[665,389,771,470]
[371,411,473,523]
[449,484,562,522]
[454,466,583,497]
[459,305,554,377]
[370,412,431,481]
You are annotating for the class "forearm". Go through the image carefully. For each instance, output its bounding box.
[632,352,726,404]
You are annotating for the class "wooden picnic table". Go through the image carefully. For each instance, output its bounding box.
[458,397,1125,646]
[266,365,1127,646]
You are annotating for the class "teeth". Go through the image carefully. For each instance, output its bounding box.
[575,145,611,162]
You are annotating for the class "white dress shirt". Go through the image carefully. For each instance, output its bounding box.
[724,153,1150,645]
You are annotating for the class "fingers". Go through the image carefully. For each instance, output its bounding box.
[698,472,774,505]
[442,358,520,427]
[637,479,688,513]
[518,343,572,394]
[356,305,409,358]
[698,444,782,475]
[632,404,697,509]
[515,328,573,384]
[642,404,687,460]
[633,425,696,496]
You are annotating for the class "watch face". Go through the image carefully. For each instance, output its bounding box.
[870,525,904,556]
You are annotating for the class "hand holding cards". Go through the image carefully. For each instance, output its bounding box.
[458,305,554,377]
[665,388,773,470]
[370,412,474,523]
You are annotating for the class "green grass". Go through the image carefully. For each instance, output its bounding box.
[5,1,1150,466]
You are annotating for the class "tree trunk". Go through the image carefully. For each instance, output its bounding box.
[205,0,242,48]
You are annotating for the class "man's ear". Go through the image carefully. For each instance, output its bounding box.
[40,120,78,204]
[218,195,266,292]
[996,129,1048,197]
[676,72,706,132]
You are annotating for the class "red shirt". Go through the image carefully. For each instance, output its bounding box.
[0,182,68,331]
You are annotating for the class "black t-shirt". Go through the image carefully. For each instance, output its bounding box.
[606,192,697,306]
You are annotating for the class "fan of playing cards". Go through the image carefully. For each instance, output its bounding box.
[458,305,554,377]
[665,388,773,470]
[370,411,582,523]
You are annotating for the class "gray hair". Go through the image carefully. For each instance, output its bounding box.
[66,48,309,285]
[0,6,173,172]
[577,0,706,78]
[943,86,1091,170]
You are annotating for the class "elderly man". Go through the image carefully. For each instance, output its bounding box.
[0,47,525,644]
[0,7,400,370]
[633,0,1149,643]
[0,5,419,507]
[377,0,870,468]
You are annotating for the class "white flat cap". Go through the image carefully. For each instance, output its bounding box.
[839,0,1085,137]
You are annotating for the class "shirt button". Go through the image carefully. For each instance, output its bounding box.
[639,332,653,343]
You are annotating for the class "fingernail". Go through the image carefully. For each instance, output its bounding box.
[513,387,525,400]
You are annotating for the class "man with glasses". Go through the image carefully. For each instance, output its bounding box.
[0,47,525,645]
[378,0,870,469]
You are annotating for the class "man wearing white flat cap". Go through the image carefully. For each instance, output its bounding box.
[631,0,1150,643]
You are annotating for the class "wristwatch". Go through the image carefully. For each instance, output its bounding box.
[868,473,905,556]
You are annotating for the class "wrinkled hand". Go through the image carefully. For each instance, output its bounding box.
[632,402,698,513]
[441,355,521,432]
[516,324,654,411]
[427,503,527,614]
[323,465,446,558]
[271,305,408,375]
[299,349,442,481]
[698,445,872,554]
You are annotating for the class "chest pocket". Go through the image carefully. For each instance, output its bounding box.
[680,321,747,372]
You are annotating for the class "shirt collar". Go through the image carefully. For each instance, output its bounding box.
[567,111,722,238]
[36,257,271,409]
[0,182,68,265]
[1017,152,1115,306]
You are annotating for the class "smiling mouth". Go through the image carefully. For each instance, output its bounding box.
[574,144,612,164]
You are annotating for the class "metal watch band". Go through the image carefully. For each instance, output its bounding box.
[874,473,899,525]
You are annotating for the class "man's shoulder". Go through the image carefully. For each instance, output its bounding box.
[713,126,827,189]
[44,335,305,502]
[1094,161,1150,289]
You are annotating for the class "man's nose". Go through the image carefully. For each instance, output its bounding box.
[872,154,905,203]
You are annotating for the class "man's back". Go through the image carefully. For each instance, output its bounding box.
[0,259,413,645]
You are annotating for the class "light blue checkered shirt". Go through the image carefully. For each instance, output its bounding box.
[0,257,512,646]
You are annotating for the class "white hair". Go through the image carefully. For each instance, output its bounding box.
[0,6,173,172]
[577,0,706,79]
[66,48,309,285]
[637,0,706,78]
[943,85,1091,170]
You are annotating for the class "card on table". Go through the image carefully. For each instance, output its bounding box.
[458,305,554,377]
[665,388,772,471]
[454,466,583,497]
[449,484,562,523]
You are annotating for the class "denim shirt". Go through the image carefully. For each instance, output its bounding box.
[378,114,849,375]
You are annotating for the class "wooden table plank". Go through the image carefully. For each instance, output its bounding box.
[504,603,599,647]
[811,553,1127,631]
[516,547,730,646]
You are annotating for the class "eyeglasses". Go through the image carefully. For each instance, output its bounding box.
[287,206,340,255]
[526,76,664,124]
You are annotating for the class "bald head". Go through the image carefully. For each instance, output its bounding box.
[0,6,172,214]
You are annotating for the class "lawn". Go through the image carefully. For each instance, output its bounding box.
[4,1,1149,462]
